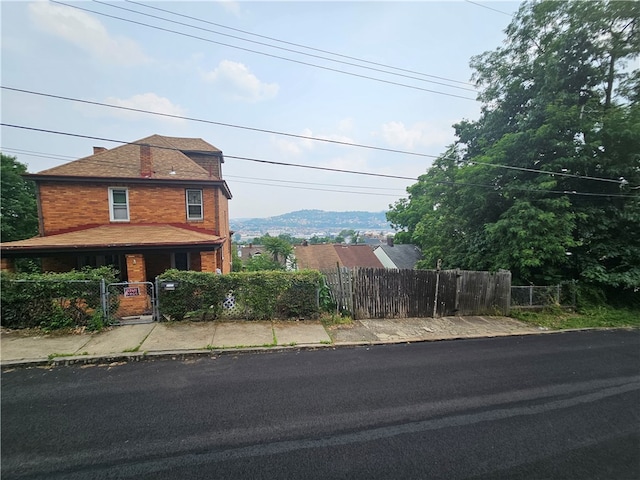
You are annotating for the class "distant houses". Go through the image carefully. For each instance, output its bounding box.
[294,239,422,271]
[372,241,423,270]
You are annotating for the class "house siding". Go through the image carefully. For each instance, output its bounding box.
[39,182,223,235]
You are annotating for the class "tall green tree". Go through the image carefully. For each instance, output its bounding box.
[1,154,38,242]
[388,1,639,294]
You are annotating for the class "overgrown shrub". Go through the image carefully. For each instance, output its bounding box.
[0,266,119,330]
[157,269,322,321]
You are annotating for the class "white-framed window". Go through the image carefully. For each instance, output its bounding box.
[109,187,129,221]
[186,189,203,220]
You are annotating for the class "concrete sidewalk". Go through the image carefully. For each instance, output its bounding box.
[1,316,545,367]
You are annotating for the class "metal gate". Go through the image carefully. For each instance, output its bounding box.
[105,281,157,325]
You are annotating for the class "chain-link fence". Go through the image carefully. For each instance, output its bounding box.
[156,274,321,321]
[1,279,106,329]
[511,283,576,308]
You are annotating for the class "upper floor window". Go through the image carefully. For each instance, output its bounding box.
[186,189,203,220]
[109,187,129,221]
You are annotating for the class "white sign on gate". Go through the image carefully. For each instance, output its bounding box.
[124,287,140,297]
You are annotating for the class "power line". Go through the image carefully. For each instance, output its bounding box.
[1,147,76,161]
[229,179,403,197]
[93,0,476,93]
[2,86,631,187]
[464,0,514,17]
[1,123,418,181]
[224,174,407,192]
[2,123,637,198]
[51,0,476,101]
[1,146,407,194]
[1,86,438,159]
[126,0,477,88]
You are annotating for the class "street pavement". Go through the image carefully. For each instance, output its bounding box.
[2,330,639,479]
[1,316,547,367]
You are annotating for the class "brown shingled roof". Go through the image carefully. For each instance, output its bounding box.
[334,244,384,268]
[1,224,224,255]
[294,244,341,270]
[34,135,220,180]
[293,244,384,270]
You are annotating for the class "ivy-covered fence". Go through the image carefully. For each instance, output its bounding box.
[156,269,323,321]
[0,267,120,331]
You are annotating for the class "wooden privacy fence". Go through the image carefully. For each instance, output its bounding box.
[322,268,511,319]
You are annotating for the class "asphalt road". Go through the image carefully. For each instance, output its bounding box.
[2,330,639,480]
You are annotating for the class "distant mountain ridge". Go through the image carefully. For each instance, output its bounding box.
[231,209,392,233]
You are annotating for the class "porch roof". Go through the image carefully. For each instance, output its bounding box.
[0,224,225,256]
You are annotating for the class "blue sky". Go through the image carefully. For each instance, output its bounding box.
[1,0,521,219]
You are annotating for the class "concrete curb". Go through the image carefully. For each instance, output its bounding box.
[1,344,339,369]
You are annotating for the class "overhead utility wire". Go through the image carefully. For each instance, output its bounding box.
[1,147,76,161]
[2,123,636,198]
[127,0,476,88]
[2,122,418,181]
[224,174,406,192]
[2,86,629,186]
[464,0,514,17]
[1,146,405,194]
[1,86,434,160]
[51,0,475,101]
[101,0,475,92]
[229,179,402,197]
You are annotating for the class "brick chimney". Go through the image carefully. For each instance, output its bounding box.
[387,236,394,247]
[140,144,152,177]
[93,146,107,154]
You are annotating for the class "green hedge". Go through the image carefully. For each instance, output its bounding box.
[157,269,323,321]
[0,267,119,331]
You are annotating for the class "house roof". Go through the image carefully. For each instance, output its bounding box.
[0,224,225,256]
[294,244,341,271]
[293,244,384,270]
[239,245,266,258]
[374,244,423,269]
[334,244,384,269]
[32,135,222,181]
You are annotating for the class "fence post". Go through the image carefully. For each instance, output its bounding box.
[336,263,343,315]
[154,276,161,321]
[100,278,108,322]
[529,285,533,306]
[433,259,442,318]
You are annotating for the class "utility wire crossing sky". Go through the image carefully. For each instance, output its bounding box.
[2,0,547,218]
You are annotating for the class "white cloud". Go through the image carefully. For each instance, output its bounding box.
[28,1,149,66]
[219,0,242,16]
[102,93,186,123]
[203,60,278,102]
[271,128,354,157]
[378,121,452,150]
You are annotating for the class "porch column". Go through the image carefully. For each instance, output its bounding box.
[0,257,15,273]
[125,254,147,282]
[200,251,217,273]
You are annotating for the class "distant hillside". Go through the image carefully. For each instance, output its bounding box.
[231,209,392,234]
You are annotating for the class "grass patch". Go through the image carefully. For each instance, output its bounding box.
[320,312,353,327]
[511,306,640,330]
[206,342,276,350]
[122,346,140,353]
[47,352,87,360]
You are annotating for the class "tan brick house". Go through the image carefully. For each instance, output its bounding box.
[1,135,233,283]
